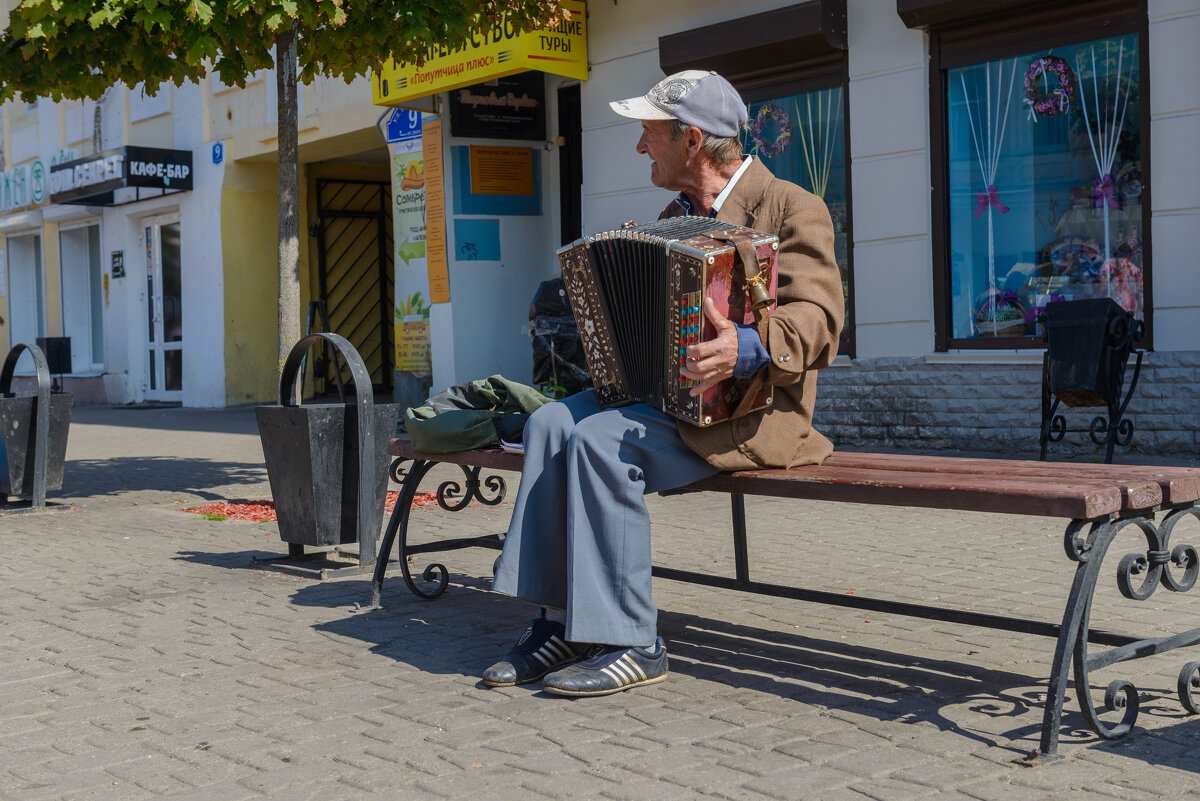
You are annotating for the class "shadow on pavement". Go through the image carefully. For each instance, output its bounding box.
[175,549,281,570]
[288,575,1048,753]
[63,457,266,499]
[285,574,1200,761]
[72,404,263,436]
[1091,715,1200,771]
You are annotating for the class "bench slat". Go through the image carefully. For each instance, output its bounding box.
[389,440,523,472]
[387,438,1155,519]
[691,466,1133,519]
[826,452,1200,507]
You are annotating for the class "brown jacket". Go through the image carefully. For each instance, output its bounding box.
[663,157,844,470]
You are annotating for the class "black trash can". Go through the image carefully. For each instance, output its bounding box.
[255,334,400,572]
[0,343,73,508]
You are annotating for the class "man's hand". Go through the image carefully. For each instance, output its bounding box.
[681,297,739,397]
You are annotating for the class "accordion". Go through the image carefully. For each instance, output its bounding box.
[557,217,779,426]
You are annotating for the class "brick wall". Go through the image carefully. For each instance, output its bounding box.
[813,352,1200,459]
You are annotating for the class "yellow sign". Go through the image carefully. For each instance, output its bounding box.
[470,146,534,196]
[372,0,587,106]
[423,118,450,304]
[395,318,432,373]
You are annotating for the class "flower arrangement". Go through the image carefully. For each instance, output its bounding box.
[747,103,792,159]
[975,288,1028,337]
[1024,56,1075,118]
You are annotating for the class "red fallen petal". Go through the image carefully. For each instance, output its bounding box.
[187,491,445,521]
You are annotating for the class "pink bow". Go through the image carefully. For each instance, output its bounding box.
[974,185,1010,219]
[1092,174,1122,210]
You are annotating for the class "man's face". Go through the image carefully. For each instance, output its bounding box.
[636,119,690,190]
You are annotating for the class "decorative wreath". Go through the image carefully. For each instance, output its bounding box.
[747,103,792,159]
[1023,56,1075,117]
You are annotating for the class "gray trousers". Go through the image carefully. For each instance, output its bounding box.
[492,390,719,647]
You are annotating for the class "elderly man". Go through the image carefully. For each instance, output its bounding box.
[486,70,844,696]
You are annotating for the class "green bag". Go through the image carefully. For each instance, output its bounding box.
[404,375,551,453]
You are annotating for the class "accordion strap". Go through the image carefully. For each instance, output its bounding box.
[705,230,774,421]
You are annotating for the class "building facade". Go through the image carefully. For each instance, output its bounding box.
[2,0,1196,459]
[0,0,394,407]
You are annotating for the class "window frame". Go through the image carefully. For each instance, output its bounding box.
[929,4,1151,351]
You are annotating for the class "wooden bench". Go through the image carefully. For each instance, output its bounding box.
[371,437,1200,763]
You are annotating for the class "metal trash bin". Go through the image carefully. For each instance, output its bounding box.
[1039,298,1143,463]
[0,343,73,509]
[255,333,401,577]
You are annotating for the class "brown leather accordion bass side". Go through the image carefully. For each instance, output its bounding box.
[557,217,779,427]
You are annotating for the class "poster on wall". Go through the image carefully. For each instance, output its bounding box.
[388,108,433,404]
[448,72,547,140]
[423,117,450,304]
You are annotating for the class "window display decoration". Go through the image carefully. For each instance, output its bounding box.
[1023,56,1075,119]
[1076,41,1134,296]
[794,87,842,199]
[1101,257,1143,315]
[1091,173,1122,210]
[1115,161,1141,202]
[1045,235,1103,279]
[747,103,792,159]
[974,287,1026,337]
[957,58,1019,335]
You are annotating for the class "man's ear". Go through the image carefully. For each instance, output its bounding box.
[686,126,704,157]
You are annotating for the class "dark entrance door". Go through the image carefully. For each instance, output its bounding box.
[557,84,582,245]
[314,179,394,394]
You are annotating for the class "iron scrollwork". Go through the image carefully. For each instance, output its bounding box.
[1033,507,1200,761]
[369,457,509,607]
[436,465,507,511]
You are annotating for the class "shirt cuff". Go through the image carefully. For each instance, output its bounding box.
[733,322,770,379]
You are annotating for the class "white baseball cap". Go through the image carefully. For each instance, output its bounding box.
[609,70,748,138]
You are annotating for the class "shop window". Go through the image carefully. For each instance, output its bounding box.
[59,223,104,371]
[925,2,1148,349]
[947,33,1143,343]
[5,232,45,358]
[741,84,851,353]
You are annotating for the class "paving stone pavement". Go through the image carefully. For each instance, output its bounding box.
[2,404,1200,800]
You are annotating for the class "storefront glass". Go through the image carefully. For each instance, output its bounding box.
[946,32,1142,341]
[59,223,104,370]
[742,86,851,350]
[6,232,45,350]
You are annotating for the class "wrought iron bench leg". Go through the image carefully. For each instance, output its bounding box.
[1025,508,1200,763]
[369,457,510,608]
[369,457,435,608]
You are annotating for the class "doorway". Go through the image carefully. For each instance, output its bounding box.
[557,83,582,245]
[313,179,394,394]
[144,216,182,402]
[58,222,104,372]
[6,232,45,354]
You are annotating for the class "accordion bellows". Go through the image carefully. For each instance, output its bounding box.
[557,217,779,426]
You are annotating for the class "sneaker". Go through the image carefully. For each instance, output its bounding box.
[541,637,668,697]
[482,617,579,687]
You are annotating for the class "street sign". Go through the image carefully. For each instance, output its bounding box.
[386,109,423,143]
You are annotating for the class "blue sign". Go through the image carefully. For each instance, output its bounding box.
[386,109,423,143]
[212,142,224,165]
